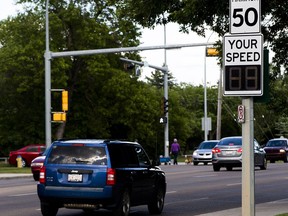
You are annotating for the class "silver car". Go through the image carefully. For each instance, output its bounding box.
[212,136,267,171]
[193,140,219,165]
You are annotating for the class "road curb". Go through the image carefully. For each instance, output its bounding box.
[0,174,33,179]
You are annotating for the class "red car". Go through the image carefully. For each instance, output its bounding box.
[8,144,46,167]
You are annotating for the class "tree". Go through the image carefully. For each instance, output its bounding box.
[146,69,176,89]
[121,0,288,73]
[0,13,46,151]
[0,0,284,157]
[0,0,143,151]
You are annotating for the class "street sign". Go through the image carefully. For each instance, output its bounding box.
[223,34,263,96]
[237,105,245,123]
[224,34,262,66]
[159,117,167,124]
[230,0,260,34]
[228,1,262,215]
[201,117,211,131]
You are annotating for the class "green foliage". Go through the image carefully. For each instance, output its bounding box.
[121,0,288,74]
[146,69,176,89]
[0,0,285,159]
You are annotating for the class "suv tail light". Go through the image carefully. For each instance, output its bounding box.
[106,168,115,186]
[212,147,221,154]
[237,148,243,153]
[39,166,46,184]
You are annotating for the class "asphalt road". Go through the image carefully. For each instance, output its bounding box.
[0,163,288,216]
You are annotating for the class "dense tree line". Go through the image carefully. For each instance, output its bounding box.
[0,0,287,159]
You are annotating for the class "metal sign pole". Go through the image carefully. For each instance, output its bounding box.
[45,0,52,147]
[242,97,255,216]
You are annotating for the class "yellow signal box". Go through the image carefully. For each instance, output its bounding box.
[53,112,66,122]
[62,90,68,111]
[206,47,219,57]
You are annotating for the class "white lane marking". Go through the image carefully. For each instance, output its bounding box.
[166,191,177,194]
[227,183,241,186]
[194,174,217,178]
[9,192,37,197]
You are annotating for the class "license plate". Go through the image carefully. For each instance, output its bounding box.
[224,151,234,156]
[68,174,83,182]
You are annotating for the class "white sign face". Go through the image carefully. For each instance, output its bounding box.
[223,34,263,96]
[224,34,262,66]
[230,0,260,34]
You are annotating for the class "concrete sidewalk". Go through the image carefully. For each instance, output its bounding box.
[0,173,32,179]
[196,199,288,216]
[0,173,287,216]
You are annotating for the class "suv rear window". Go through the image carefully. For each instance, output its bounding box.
[47,145,107,165]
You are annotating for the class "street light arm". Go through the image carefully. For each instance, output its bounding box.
[120,58,168,72]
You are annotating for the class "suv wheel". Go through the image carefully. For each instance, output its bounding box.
[148,186,165,214]
[284,153,288,163]
[113,190,130,216]
[41,201,58,216]
[260,158,267,170]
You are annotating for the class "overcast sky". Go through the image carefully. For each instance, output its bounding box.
[0,0,221,86]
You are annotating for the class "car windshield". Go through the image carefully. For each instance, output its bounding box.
[218,138,242,146]
[47,145,107,165]
[198,142,218,149]
[266,140,287,147]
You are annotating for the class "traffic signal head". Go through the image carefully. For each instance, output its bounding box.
[52,112,66,122]
[124,63,135,70]
[206,47,219,57]
[62,90,68,111]
[163,97,168,114]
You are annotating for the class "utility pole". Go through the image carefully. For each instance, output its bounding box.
[216,67,223,140]
[120,58,169,157]
[163,22,169,157]
[45,0,52,147]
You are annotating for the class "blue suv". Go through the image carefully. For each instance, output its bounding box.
[37,139,166,216]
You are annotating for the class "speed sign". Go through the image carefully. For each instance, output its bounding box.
[230,0,260,34]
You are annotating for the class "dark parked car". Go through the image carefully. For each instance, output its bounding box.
[8,144,46,167]
[37,139,166,216]
[31,147,50,181]
[192,140,219,165]
[212,136,267,171]
[263,138,288,163]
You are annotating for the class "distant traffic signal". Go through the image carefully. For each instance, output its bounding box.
[163,97,168,114]
[206,47,219,57]
[62,90,68,111]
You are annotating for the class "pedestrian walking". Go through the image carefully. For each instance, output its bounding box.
[170,138,181,165]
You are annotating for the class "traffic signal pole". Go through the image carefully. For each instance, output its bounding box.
[45,0,52,147]
[163,23,169,158]
[163,67,169,158]
[45,0,214,148]
[120,58,169,157]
